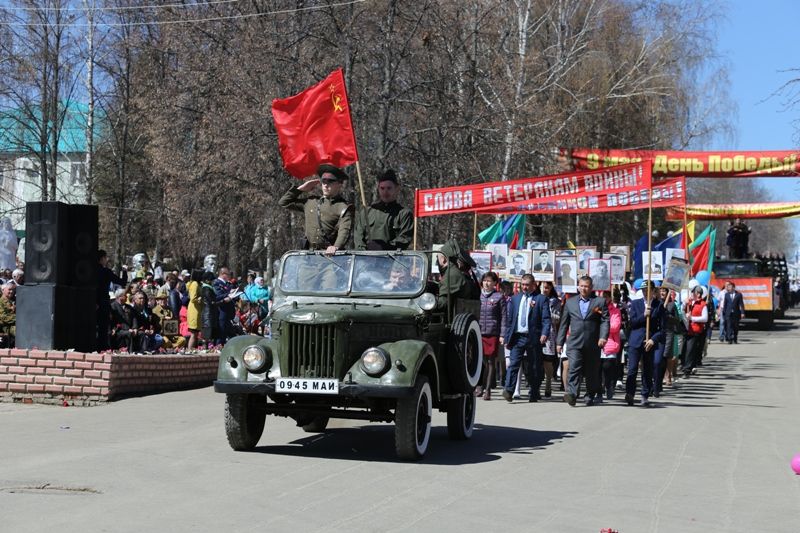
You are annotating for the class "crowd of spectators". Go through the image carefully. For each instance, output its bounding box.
[95,254,271,354]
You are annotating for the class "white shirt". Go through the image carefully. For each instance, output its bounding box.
[516,293,530,334]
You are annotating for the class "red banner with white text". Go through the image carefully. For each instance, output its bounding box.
[559,148,800,177]
[477,176,685,216]
[414,162,651,218]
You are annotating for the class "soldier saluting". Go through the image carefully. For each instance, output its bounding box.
[279,164,354,253]
[354,169,414,250]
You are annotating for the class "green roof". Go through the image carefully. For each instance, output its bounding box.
[0,101,97,154]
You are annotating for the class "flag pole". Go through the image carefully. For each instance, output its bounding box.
[413,188,419,251]
[646,175,654,339]
[354,161,367,207]
[682,185,689,258]
[472,212,478,250]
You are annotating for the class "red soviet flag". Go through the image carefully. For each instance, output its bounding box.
[271,68,359,178]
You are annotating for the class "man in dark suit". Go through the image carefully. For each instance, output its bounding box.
[721,281,745,343]
[556,275,609,406]
[502,274,551,402]
[625,282,664,406]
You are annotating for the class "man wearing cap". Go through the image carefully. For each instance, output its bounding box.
[279,164,354,254]
[354,169,414,250]
[624,281,664,406]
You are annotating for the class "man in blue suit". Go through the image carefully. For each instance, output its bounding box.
[502,274,551,402]
[625,281,664,407]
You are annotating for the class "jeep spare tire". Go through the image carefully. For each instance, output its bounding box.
[448,313,483,391]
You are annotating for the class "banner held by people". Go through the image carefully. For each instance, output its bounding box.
[414,162,653,217]
[477,176,684,216]
[559,147,800,177]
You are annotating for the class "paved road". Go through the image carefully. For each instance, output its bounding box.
[3,312,800,532]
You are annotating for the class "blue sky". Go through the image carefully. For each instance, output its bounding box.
[713,0,800,236]
[708,0,800,244]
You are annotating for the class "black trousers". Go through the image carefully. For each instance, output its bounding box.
[723,313,740,342]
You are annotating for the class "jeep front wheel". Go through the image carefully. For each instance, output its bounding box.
[446,393,475,440]
[224,394,266,451]
[395,376,432,460]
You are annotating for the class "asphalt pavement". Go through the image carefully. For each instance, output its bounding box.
[2,311,800,533]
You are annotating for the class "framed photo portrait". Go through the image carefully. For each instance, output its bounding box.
[665,247,686,266]
[663,257,690,291]
[576,246,597,275]
[555,255,578,294]
[555,248,576,257]
[608,245,631,269]
[485,243,508,274]
[507,249,531,278]
[531,249,555,282]
[606,254,627,285]
[588,258,612,291]
[469,251,492,280]
[641,250,664,281]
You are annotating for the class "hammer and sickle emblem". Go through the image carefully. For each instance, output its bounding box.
[330,84,344,112]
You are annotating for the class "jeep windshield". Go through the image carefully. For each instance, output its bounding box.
[279,251,427,296]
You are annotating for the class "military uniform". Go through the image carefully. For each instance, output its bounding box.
[354,201,414,250]
[279,187,354,250]
[0,296,16,346]
[436,239,480,311]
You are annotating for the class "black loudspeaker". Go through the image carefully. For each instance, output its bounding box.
[15,285,96,352]
[25,202,98,287]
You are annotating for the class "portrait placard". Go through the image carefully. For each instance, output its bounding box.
[588,258,612,291]
[576,246,597,275]
[507,249,531,278]
[469,251,492,280]
[531,249,555,282]
[608,245,631,269]
[485,243,508,274]
[555,255,578,294]
[606,254,627,285]
[641,250,664,281]
[663,257,690,291]
[161,319,179,336]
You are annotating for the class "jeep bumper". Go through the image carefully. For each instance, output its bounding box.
[213,380,415,398]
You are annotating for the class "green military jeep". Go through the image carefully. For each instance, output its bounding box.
[213,250,483,460]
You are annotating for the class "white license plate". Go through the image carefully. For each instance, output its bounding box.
[275,378,339,395]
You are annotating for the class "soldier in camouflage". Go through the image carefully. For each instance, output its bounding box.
[279,164,354,254]
[354,169,414,250]
[0,283,16,347]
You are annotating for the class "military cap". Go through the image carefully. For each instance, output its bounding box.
[377,169,398,184]
[317,164,348,182]
[440,238,476,268]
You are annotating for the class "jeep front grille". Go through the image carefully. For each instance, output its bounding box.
[287,323,337,378]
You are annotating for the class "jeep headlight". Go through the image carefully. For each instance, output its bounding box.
[360,347,389,376]
[242,345,270,373]
[416,292,436,311]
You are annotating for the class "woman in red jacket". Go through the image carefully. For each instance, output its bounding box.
[600,289,622,401]
[682,285,708,378]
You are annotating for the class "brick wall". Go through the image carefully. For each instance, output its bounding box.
[0,349,219,406]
